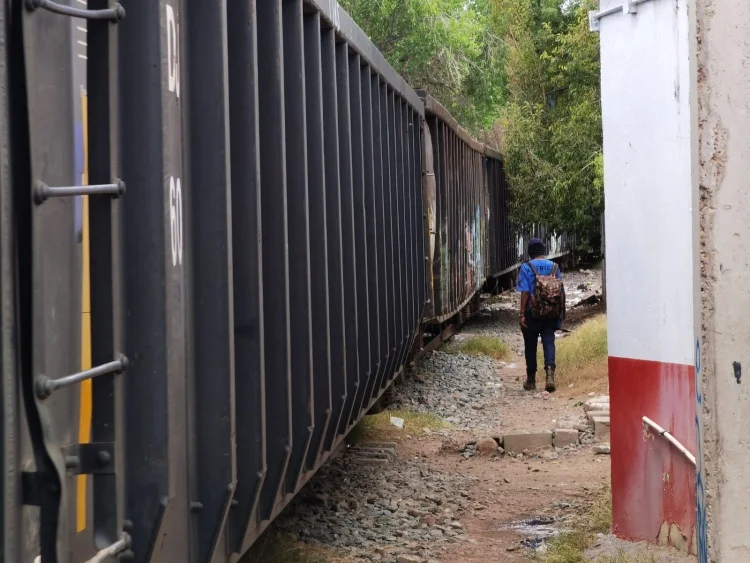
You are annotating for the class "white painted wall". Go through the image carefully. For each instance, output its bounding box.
[600,0,697,365]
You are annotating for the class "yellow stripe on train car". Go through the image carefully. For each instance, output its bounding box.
[77,89,92,534]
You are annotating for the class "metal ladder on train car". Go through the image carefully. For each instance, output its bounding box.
[23,0,130,561]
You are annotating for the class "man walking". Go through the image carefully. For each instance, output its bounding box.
[517,238,565,392]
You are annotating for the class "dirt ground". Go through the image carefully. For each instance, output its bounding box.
[387,387,612,562]
[251,266,694,563]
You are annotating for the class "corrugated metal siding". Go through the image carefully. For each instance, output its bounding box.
[420,90,576,323]
[1,1,19,561]
[119,0,425,560]
[420,92,494,322]
[4,0,582,561]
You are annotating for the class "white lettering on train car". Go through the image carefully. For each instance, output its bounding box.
[166,4,180,99]
[170,176,183,266]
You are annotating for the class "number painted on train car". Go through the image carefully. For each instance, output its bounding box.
[166,4,180,99]
[170,176,183,266]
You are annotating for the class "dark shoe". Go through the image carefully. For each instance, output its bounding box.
[523,374,536,391]
[545,366,556,393]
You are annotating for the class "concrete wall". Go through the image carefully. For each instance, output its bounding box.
[696,0,750,560]
[597,0,700,550]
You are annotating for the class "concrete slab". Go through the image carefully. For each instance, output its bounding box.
[593,416,611,440]
[587,410,610,423]
[502,431,553,453]
[554,429,580,448]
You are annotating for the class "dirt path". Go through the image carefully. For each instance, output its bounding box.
[261,356,611,563]
[250,266,693,562]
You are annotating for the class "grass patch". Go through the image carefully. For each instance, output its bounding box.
[594,551,657,563]
[242,531,342,563]
[539,485,612,563]
[587,487,614,535]
[447,335,513,361]
[543,531,592,563]
[347,409,449,445]
[541,314,608,389]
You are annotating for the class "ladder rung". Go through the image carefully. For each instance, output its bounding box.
[82,533,131,563]
[35,355,128,399]
[25,0,125,21]
[34,180,126,204]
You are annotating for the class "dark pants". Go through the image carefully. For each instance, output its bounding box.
[522,316,557,376]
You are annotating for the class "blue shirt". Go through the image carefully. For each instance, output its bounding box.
[516,259,562,295]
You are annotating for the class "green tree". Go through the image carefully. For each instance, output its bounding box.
[494,0,603,246]
[339,0,505,132]
[341,0,603,245]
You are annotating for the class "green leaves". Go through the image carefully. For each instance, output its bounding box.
[340,0,603,247]
[496,0,603,246]
[339,0,505,132]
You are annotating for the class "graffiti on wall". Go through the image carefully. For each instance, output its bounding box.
[695,337,708,563]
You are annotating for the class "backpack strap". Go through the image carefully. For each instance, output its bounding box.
[551,263,559,277]
[526,260,538,276]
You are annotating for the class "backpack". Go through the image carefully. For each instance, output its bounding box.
[527,261,564,319]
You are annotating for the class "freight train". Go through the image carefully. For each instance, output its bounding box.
[0,0,575,562]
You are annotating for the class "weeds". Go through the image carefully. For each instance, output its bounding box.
[541,314,608,389]
[543,531,591,563]
[539,484,612,563]
[347,409,449,445]
[586,486,613,535]
[446,335,514,361]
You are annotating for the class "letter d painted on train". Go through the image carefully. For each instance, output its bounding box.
[166,4,180,99]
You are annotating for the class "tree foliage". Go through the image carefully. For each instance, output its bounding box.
[338,0,505,132]
[494,0,603,246]
[340,0,603,245]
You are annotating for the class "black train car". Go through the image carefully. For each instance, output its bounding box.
[7,0,423,561]
[417,91,576,351]
[1,0,574,562]
[419,91,494,322]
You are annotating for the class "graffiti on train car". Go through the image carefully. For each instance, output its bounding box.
[474,204,482,285]
[418,90,578,323]
[467,223,472,292]
[442,238,450,310]
[549,234,560,257]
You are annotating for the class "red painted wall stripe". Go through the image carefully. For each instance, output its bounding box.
[609,356,696,544]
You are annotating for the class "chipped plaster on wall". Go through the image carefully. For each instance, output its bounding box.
[696,0,750,559]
